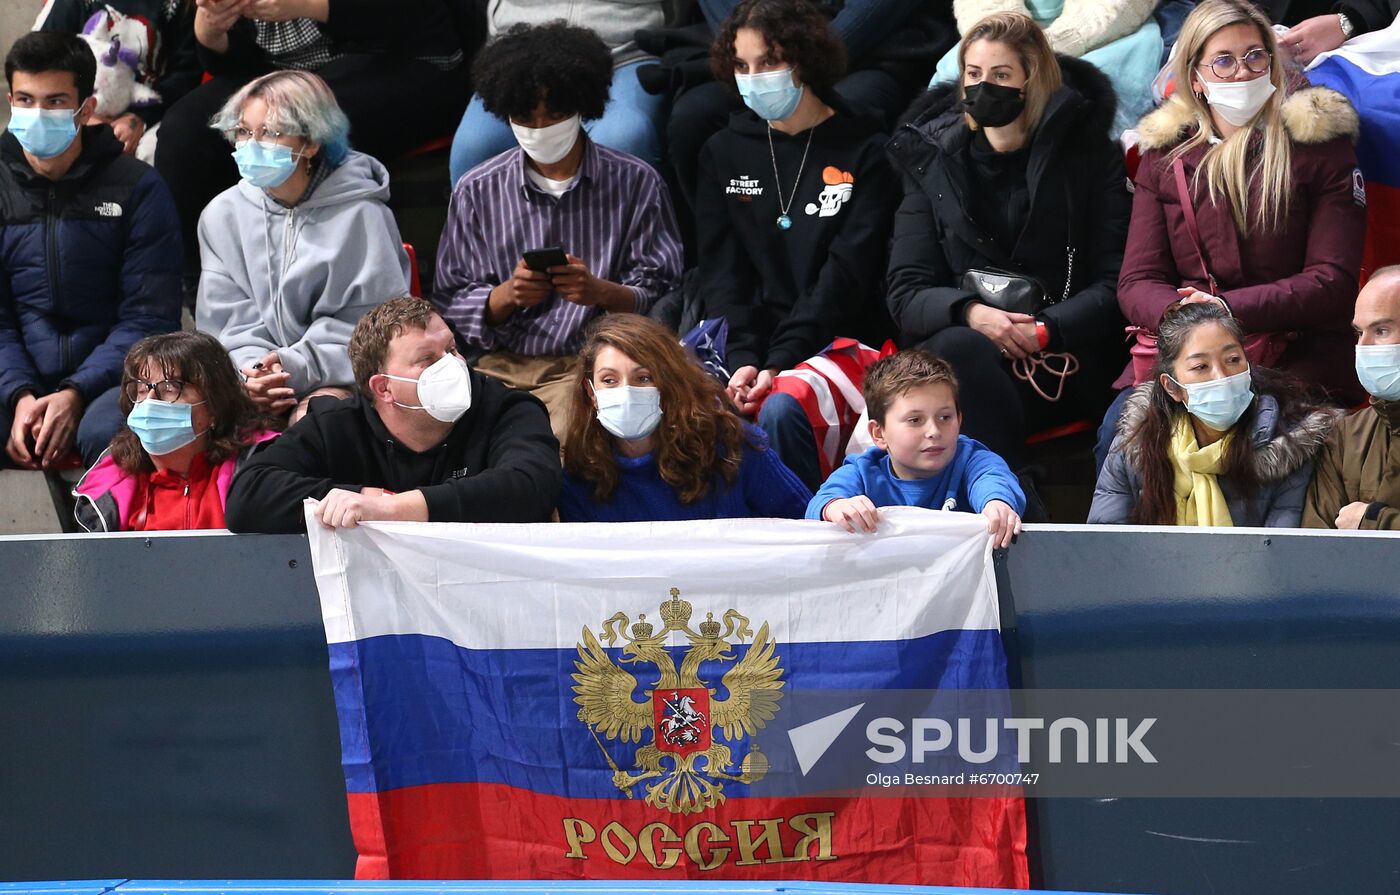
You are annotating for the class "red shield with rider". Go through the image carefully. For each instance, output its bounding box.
[652,687,711,756]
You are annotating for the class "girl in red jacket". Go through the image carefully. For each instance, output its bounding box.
[74,331,279,531]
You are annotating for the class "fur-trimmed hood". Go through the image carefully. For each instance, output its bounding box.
[1136,86,1359,152]
[895,54,1119,154]
[1115,383,1344,483]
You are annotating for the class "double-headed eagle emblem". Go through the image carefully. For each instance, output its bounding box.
[572,588,784,815]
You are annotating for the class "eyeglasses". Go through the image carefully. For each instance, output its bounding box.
[232,124,288,144]
[1197,47,1271,80]
[123,378,187,403]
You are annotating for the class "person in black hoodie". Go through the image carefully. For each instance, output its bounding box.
[225,297,561,533]
[695,0,899,489]
[885,11,1130,469]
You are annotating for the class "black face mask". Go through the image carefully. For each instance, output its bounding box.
[961,82,1027,129]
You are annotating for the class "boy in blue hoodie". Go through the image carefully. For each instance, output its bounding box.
[805,350,1025,546]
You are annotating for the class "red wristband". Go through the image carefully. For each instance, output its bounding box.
[1035,321,1050,350]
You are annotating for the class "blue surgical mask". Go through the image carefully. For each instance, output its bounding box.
[735,68,804,121]
[127,398,207,456]
[1356,343,1400,401]
[1169,367,1254,431]
[8,107,79,159]
[232,139,300,189]
[594,385,662,441]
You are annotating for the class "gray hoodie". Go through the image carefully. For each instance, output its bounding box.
[196,150,411,395]
[488,0,666,67]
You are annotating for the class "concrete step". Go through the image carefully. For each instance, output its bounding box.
[0,469,67,534]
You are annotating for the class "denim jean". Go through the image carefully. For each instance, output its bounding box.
[757,392,824,493]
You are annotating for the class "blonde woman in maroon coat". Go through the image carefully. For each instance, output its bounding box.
[1100,0,1366,467]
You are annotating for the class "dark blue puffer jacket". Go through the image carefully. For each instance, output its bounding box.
[0,126,182,410]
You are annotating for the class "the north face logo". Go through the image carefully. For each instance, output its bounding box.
[95,202,122,217]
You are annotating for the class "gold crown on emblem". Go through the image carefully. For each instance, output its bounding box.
[630,613,654,640]
[658,587,692,629]
[699,611,721,638]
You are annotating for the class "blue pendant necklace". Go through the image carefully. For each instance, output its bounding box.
[767,122,815,231]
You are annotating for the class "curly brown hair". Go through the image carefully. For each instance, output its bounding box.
[111,331,279,474]
[563,315,749,505]
[710,0,847,99]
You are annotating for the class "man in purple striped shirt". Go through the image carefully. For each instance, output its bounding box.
[432,22,684,439]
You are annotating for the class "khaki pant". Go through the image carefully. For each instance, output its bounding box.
[473,351,581,442]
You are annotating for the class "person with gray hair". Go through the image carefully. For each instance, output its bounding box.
[195,69,411,423]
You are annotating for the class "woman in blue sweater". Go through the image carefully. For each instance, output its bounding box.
[558,314,812,522]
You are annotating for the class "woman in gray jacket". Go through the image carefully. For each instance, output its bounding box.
[196,70,411,422]
[1090,302,1342,527]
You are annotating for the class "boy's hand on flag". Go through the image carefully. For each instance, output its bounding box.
[822,496,879,533]
[982,499,1022,548]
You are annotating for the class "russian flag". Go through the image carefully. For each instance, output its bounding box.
[1307,18,1400,281]
[306,508,1027,887]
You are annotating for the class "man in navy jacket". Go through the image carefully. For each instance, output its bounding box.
[1,32,182,469]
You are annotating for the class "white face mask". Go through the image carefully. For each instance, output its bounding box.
[593,384,662,441]
[1201,74,1276,127]
[382,353,473,423]
[510,114,581,165]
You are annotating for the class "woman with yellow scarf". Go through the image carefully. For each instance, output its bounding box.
[1089,302,1342,527]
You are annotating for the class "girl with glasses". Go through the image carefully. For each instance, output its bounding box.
[73,331,280,531]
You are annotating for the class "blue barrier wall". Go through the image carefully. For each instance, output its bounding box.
[2,527,1398,892]
[1002,526,1400,894]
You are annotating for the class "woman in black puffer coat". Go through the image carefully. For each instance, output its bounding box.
[885,12,1129,467]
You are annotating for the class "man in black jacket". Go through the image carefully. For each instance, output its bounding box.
[225,297,562,534]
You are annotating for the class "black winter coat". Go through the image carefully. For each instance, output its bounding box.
[884,55,1131,351]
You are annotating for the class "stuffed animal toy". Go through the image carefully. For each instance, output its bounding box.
[80,6,162,119]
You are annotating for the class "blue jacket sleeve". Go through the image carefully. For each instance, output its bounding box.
[742,440,814,519]
[1087,442,1138,524]
[0,265,41,408]
[61,169,183,404]
[805,456,867,520]
[963,441,1026,514]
